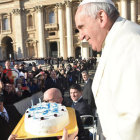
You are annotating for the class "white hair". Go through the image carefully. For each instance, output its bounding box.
[80,2,119,22]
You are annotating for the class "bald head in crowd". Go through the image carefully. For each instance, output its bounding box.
[43,88,63,104]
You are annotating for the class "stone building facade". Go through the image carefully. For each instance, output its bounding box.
[0,0,139,60]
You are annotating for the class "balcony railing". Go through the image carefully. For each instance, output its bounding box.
[1,29,11,34]
[45,23,58,31]
[27,26,35,31]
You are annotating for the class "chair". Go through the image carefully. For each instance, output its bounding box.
[80,115,94,129]
[80,115,99,140]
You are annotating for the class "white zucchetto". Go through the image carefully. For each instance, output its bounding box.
[79,0,115,6]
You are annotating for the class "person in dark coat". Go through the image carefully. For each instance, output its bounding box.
[0,94,22,140]
[44,70,63,95]
[69,84,92,116]
[69,84,93,140]
[81,70,96,116]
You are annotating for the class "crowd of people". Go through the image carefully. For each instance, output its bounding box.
[0,57,96,106]
[0,57,97,140]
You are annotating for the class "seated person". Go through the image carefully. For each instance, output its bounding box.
[69,84,92,116]
[3,83,18,105]
[69,84,93,140]
[0,94,22,140]
[15,83,31,101]
[43,88,85,140]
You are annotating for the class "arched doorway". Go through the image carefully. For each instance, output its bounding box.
[75,47,81,59]
[1,36,14,60]
[50,42,58,58]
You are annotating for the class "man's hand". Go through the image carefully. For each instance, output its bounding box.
[8,134,17,140]
[58,128,78,140]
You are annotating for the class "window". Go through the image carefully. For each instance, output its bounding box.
[28,15,33,27]
[49,11,55,24]
[49,32,55,36]
[2,16,9,30]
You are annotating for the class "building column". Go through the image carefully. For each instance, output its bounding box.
[0,14,2,33]
[81,40,89,59]
[57,41,60,57]
[58,3,67,59]
[12,9,24,58]
[121,0,128,19]
[65,0,73,57]
[12,42,17,59]
[130,0,136,22]
[82,47,89,59]
[46,40,50,57]
[0,43,2,60]
[34,6,46,58]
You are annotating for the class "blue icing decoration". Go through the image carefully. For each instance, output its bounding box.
[52,108,58,113]
[29,108,36,111]
[43,110,49,115]
[29,106,47,112]
[48,103,50,109]
[54,103,57,107]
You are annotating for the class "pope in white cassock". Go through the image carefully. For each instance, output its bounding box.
[75,0,140,140]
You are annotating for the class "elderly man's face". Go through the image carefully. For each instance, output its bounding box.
[0,102,3,112]
[75,6,104,52]
[43,92,62,104]
[82,73,88,81]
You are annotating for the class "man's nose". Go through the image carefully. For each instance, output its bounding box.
[79,32,85,41]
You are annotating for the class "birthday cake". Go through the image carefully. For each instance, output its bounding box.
[24,102,70,135]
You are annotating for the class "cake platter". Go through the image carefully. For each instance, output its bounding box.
[11,107,78,139]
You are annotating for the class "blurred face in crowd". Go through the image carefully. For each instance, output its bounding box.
[17,83,22,90]
[28,72,34,79]
[19,65,24,69]
[82,72,89,81]
[5,61,10,69]
[60,69,65,75]
[14,64,19,70]
[70,88,82,102]
[5,83,13,93]
[59,65,63,71]
[0,101,4,112]
[50,71,57,80]
[16,78,22,85]
[0,65,3,72]
[32,66,37,71]
[44,73,48,79]
[43,88,63,103]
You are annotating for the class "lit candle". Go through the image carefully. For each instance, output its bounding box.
[31,100,33,107]
[39,98,41,104]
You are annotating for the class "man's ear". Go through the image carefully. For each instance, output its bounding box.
[97,10,108,28]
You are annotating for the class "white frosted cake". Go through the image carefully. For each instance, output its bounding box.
[24,102,69,135]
